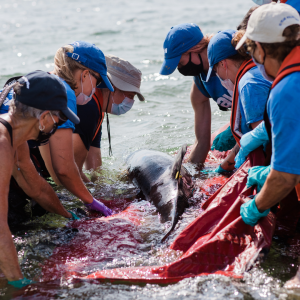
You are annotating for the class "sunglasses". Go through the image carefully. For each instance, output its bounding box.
[243,43,255,56]
[90,72,102,86]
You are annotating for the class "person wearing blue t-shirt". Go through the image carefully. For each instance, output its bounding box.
[205,29,271,173]
[159,23,233,165]
[233,3,300,288]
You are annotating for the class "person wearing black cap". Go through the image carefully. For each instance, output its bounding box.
[0,71,79,288]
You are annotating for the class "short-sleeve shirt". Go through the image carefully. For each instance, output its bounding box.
[0,89,13,114]
[193,70,233,109]
[74,88,104,151]
[55,77,77,132]
[268,72,300,175]
[238,66,271,135]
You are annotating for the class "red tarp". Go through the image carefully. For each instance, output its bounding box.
[81,148,276,284]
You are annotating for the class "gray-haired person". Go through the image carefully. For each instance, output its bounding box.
[0,71,79,288]
[72,55,144,182]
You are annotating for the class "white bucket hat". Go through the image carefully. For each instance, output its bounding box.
[104,55,144,101]
[236,2,300,50]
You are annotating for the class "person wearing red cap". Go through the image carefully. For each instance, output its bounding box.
[0,71,79,288]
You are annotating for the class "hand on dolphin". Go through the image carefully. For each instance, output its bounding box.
[85,198,113,216]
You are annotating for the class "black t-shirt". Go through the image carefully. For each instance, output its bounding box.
[74,98,103,151]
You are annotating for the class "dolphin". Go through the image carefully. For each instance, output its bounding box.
[126,144,194,242]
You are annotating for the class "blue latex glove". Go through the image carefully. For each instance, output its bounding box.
[246,165,271,192]
[235,121,270,169]
[214,164,232,174]
[85,198,113,216]
[68,210,80,220]
[8,277,34,289]
[240,196,270,226]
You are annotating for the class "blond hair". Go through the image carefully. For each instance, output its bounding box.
[53,45,95,90]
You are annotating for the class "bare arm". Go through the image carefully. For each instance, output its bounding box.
[0,138,22,281]
[72,133,90,183]
[255,169,300,212]
[188,82,211,164]
[40,128,93,204]
[85,146,102,170]
[13,142,71,218]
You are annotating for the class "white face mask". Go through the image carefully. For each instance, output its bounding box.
[111,94,135,115]
[252,56,274,82]
[76,73,96,105]
[216,64,234,92]
[252,0,272,5]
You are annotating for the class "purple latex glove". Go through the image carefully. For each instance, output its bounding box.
[84,198,113,216]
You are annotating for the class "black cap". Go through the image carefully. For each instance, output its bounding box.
[16,70,80,125]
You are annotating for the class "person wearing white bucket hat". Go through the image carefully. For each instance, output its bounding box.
[73,54,144,182]
[234,2,300,262]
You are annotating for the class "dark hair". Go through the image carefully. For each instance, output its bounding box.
[237,6,258,31]
[246,24,300,62]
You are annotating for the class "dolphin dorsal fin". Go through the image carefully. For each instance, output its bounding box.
[171,144,187,179]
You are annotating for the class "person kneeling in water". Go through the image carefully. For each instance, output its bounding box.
[72,54,144,182]
[0,71,78,288]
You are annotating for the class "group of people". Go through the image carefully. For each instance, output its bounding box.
[0,43,144,287]
[1,0,300,290]
[159,0,300,287]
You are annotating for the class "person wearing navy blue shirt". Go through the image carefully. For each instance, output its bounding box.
[159,23,233,165]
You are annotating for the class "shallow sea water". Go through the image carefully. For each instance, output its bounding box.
[1,0,300,299]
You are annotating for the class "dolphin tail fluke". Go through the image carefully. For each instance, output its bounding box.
[171,144,187,179]
[161,222,177,243]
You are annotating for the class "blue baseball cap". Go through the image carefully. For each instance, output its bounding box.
[66,41,114,92]
[206,29,237,82]
[159,23,204,76]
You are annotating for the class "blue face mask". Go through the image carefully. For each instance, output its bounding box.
[252,0,272,5]
[252,56,274,82]
[111,95,135,115]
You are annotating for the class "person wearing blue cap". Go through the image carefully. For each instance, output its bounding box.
[207,29,271,173]
[160,23,233,165]
[36,41,114,215]
[0,71,80,288]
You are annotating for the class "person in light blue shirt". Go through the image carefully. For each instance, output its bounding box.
[206,29,271,173]
[238,67,271,135]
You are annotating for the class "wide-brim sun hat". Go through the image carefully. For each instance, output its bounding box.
[159,23,204,76]
[236,2,300,50]
[66,41,114,92]
[99,55,144,101]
